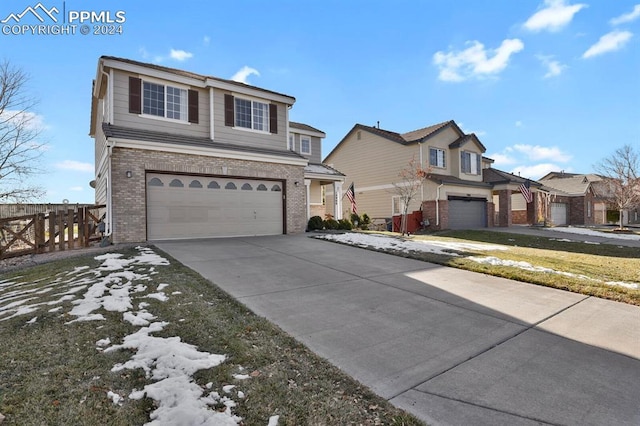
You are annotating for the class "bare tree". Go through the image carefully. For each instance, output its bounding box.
[0,60,45,202]
[595,144,640,229]
[391,156,430,236]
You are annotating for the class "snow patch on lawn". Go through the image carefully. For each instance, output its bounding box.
[546,227,640,241]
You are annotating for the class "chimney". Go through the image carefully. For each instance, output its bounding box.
[376,121,380,129]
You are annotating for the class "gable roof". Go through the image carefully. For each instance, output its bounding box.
[324,120,482,161]
[290,121,326,138]
[540,175,595,196]
[482,168,544,187]
[449,133,487,152]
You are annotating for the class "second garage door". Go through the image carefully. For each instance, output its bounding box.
[550,202,568,226]
[146,173,284,240]
[448,196,487,229]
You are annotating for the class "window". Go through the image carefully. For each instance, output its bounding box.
[234,97,269,131]
[189,180,202,188]
[461,151,480,175]
[301,136,311,155]
[225,182,237,190]
[169,179,184,187]
[241,183,253,190]
[143,82,187,120]
[288,133,295,150]
[587,200,592,218]
[429,148,446,168]
[257,184,267,191]
[148,178,164,187]
[207,181,220,189]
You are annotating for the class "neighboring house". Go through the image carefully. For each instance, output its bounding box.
[539,172,624,225]
[324,120,544,230]
[483,168,546,227]
[90,56,341,243]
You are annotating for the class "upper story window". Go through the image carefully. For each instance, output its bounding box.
[235,97,269,131]
[300,136,311,155]
[129,77,198,123]
[143,82,188,120]
[224,94,278,134]
[461,151,480,175]
[429,148,446,168]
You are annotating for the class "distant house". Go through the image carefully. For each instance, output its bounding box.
[90,56,342,243]
[324,120,545,230]
[539,172,638,225]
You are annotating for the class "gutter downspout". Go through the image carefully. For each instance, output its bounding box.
[419,142,424,202]
[436,182,444,227]
[105,141,115,238]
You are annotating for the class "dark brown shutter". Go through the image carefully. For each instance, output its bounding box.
[224,94,234,127]
[188,89,199,123]
[129,77,141,114]
[269,104,278,134]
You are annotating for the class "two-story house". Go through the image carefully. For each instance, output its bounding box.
[324,120,540,230]
[90,56,341,243]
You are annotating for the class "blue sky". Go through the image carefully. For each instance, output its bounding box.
[1,0,638,203]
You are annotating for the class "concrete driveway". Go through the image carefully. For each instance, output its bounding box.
[156,235,640,425]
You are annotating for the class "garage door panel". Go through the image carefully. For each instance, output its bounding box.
[146,173,284,239]
[448,198,487,229]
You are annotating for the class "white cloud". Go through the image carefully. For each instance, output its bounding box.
[515,121,523,127]
[169,49,193,61]
[203,36,210,46]
[524,0,587,32]
[231,66,260,84]
[511,163,569,180]
[610,4,640,26]
[512,144,572,162]
[536,55,567,78]
[56,160,93,172]
[69,186,84,192]
[433,39,524,82]
[490,153,518,166]
[582,30,633,58]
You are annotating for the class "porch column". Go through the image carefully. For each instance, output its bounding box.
[527,192,538,225]
[304,179,311,221]
[333,182,343,220]
[498,189,512,227]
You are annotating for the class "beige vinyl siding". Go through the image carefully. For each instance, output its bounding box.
[425,127,460,175]
[111,70,210,138]
[290,133,323,163]
[213,89,288,152]
[422,181,491,201]
[309,181,323,204]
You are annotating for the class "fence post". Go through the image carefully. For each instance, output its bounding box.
[57,211,64,251]
[67,209,74,250]
[34,213,45,254]
[78,208,85,247]
[48,212,56,252]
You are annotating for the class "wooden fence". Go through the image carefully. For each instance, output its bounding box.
[0,203,93,219]
[0,205,106,260]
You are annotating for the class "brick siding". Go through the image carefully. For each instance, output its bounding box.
[110,147,306,243]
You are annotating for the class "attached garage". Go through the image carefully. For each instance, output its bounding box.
[448,196,487,229]
[550,202,568,226]
[146,173,284,240]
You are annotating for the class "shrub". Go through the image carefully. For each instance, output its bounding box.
[324,218,339,230]
[307,216,324,231]
[360,213,371,230]
[338,219,353,230]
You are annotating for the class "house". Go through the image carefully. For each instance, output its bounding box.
[324,120,544,230]
[539,172,621,225]
[483,168,545,227]
[90,56,342,243]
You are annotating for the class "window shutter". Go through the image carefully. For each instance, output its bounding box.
[476,154,481,175]
[430,149,436,167]
[188,89,199,123]
[129,77,141,114]
[224,94,234,126]
[269,104,278,134]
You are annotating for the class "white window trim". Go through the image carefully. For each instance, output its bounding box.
[140,77,190,123]
[232,93,271,133]
[461,151,480,175]
[392,196,405,216]
[300,136,311,155]
[288,133,295,150]
[430,147,446,169]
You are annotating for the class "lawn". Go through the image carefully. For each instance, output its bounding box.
[316,230,640,306]
[0,246,423,426]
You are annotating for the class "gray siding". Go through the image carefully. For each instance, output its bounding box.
[290,133,322,163]
[213,89,288,152]
[112,70,210,138]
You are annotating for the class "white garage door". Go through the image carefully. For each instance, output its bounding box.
[448,197,487,229]
[551,202,567,226]
[146,173,284,240]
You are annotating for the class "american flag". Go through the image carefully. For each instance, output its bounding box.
[519,180,533,203]
[346,182,357,214]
